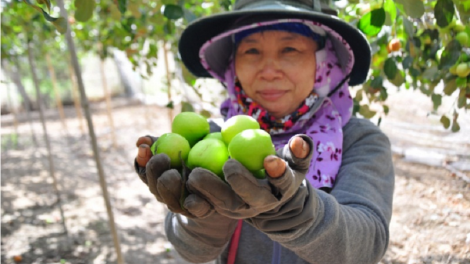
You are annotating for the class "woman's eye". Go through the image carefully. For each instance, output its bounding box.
[245,48,259,54]
[282,47,297,53]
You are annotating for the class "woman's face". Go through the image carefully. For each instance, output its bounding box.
[235,30,318,118]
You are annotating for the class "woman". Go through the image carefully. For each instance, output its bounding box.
[135,0,394,263]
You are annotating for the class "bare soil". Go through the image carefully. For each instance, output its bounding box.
[1,93,469,264]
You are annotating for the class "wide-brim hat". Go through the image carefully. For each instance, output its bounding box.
[178,0,371,86]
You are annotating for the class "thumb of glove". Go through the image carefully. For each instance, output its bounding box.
[276,134,314,172]
[267,135,314,199]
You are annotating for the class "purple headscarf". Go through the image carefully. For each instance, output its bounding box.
[200,19,355,189]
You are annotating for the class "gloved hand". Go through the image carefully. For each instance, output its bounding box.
[134,136,214,219]
[135,134,239,248]
[186,134,314,231]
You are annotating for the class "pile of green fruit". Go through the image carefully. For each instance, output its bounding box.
[151,112,276,179]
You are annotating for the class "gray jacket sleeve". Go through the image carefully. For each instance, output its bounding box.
[266,117,395,264]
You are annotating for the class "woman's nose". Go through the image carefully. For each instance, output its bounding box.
[259,57,283,81]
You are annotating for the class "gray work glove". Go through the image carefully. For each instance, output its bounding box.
[136,144,238,248]
[134,135,214,219]
[186,134,315,232]
[143,153,215,218]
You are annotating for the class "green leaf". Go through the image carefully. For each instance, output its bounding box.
[402,56,413,69]
[163,4,184,20]
[51,17,67,34]
[24,0,44,13]
[358,104,377,119]
[434,0,455,28]
[355,89,363,102]
[164,19,174,34]
[452,112,460,132]
[145,61,153,76]
[110,4,122,20]
[439,40,461,70]
[183,9,197,23]
[458,88,467,108]
[357,8,385,36]
[128,1,141,18]
[451,120,461,132]
[352,100,360,116]
[166,101,174,109]
[384,0,397,26]
[199,110,211,118]
[456,77,468,88]
[402,17,414,37]
[147,43,158,58]
[440,115,451,129]
[118,0,127,13]
[370,76,384,88]
[380,87,388,100]
[409,67,421,77]
[384,58,397,80]
[390,71,405,87]
[395,0,425,18]
[383,104,390,114]
[74,0,95,22]
[422,66,439,81]
[182,64,197,87]
[181,102,194,112]
[431,94,442,110]
[36,0,51,12]
[24,0,67,34]
[444,78,458,95]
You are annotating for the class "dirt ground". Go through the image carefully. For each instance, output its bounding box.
[1,90,470,264]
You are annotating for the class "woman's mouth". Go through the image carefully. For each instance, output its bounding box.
[257,90,288,101]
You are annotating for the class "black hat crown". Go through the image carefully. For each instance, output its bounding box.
[233,0,338,15]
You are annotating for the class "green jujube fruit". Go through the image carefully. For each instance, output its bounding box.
[228,129,276,172]
[151,133,190,169]
[172,112,210,147]
[187,138,229,179]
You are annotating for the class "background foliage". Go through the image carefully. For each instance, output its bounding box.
[1,0,469,131]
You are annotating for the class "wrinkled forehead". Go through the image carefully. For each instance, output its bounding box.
[199,19,354,82]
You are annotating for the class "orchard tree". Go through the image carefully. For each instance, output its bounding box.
[340,0,469,131]
[15,0,470,131]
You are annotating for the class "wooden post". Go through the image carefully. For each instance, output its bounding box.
[45,53,68,133]
[142,79,152,130]
[56,1,125,263]
[68,61,86,134]
[6,80,19,149]
[27,42,69,239]
[163,40,173,121]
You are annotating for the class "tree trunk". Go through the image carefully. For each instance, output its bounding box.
[27,42,69,239]
[11,56,34,111]
[56,1,125,263]
[46,53,68,133]
[1,59,38,147]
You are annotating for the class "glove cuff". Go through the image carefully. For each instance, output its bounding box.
[167,211,238,248]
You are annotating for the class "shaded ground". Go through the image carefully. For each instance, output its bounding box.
[1,90,470,264]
